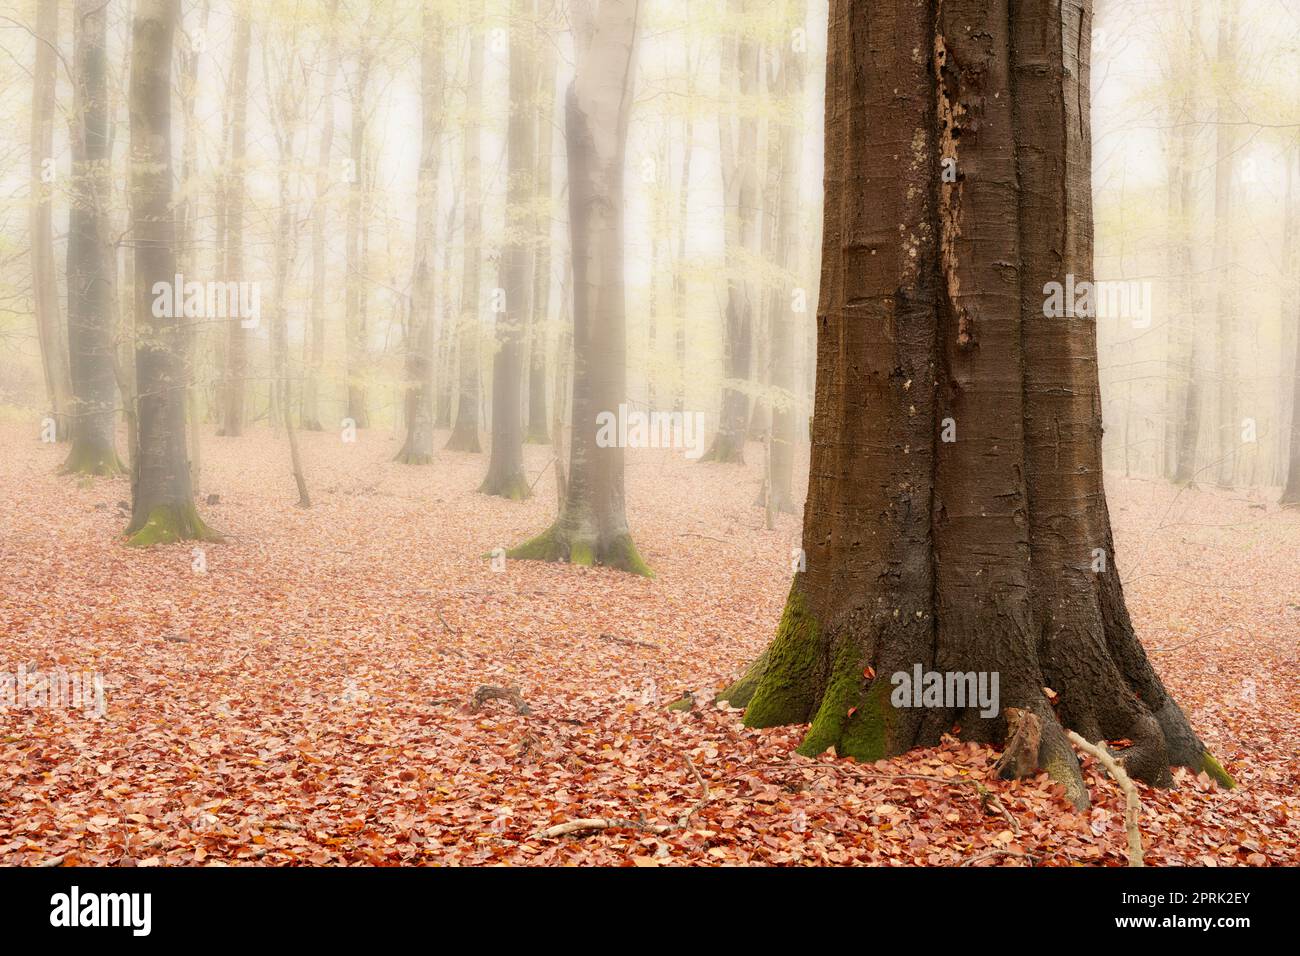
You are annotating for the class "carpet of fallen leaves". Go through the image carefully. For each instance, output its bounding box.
[0,421,1296,866]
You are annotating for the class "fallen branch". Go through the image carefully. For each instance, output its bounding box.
[1066,730,1144,867]
[530,755,710,841]
[469,685,531,715]
[598,632,661,650]
[961,848,1037,867]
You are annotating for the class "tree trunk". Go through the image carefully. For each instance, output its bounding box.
[1164,4,1200,484]
[702,0,759,464]
[345,46,372,429]
[125,0,215,546]
[754,0,805,515]
[396,1,443,465]
[1282,143,1300,505]
[31,0,74,442]
[719,0,1230,808]
[1211,2,1239,488]
[526,1,559,444]
[219,4,252,437]
[481,0,534,497]
[509,0,648,575]
[64,0,124,476]
[302,0,341,432]
[446,17,484,452]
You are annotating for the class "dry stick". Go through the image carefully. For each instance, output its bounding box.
[530,755,710,840]
[961,848,1037,867]
[598,632,661,650]
[1066,730,1145,867]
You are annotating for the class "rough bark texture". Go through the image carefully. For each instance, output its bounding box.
[720,0,1230,808]
[219,4,252,437]
[481,0,534,498]
[64,0,124,476]
[702,0,759,464]
[302,0,341,433]
[396,1,443,465]
[125,0,216,546]
[31,0,74,442]
[445,19,485,453]
[509,0,648,575]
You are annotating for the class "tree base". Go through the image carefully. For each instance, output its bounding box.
[124,502,221,547]
[525,427,551,445]
[700,434,745,464]
[507,524,652,577]
[479,470,532,501]
[60,441,125,478]
[444,427,481,453]
[394,449,434,465]
[722,583,1234,810]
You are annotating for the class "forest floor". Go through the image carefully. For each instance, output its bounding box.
[0,421,1296,866]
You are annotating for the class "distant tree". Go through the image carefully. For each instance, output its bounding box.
[125,0,216,545]
[445,8,485,453]
[720,0,1231,806]
[397,0,445,465]
[509,0,648,574]
[526,0,559,445]
[31,0,74,442]
[63,0,124,475]
[481,0,535,498]
[218,2,252,437]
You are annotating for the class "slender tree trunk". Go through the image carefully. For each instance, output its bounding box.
[673,105,694,413]
[302,0,341,432]
[1167,5,1201,484]
[509,0,648,574]
[702,0,759,463]
[754,0,805,514]
[481,0,534,497]
[1282,144,1300,505]
[344,47,372,429]
[396,1,444,464]
[1211,2,1239,488]
[125,0,215,545]
[720,0,1229,807]
[445,18,484,452]
[526,3,558,444]
[64,0,124,475]
[31,0,74,441]
[219,4,252,437]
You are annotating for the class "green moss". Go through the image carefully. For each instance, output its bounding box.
[125,502,220,547]
[798,647,893,761]
[569,539,595,566]
[1198,750,1236,789]
[743,584,820,729]
[603,532,652,578]
[507,526,652,577]
[717,647,770,708]
[507,526,562,561]
[666,696,694,712]
[60,442,125,478]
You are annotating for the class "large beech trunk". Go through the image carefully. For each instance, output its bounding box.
[64,0,123,476]
[508,0,648,575]
[480,0,534,498]
[125,0,215,546]
[720,0,1230,808]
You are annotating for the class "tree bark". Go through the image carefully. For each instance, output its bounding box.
[702,0,759,464]
[509,0,648,574]
[125,0,215,546]
[481,0,534,497]
[64,0,124,475]
[31,0,74,442]
[396,0,444,465]
[445,16,484,452]
[219,3,252,437]
[719,0,1230,808]
[302,0,341,432]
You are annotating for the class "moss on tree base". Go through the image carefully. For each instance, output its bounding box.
[479,471,532,501]
[60,442,125,478]
[1197,750,1236,789]
[125,502,221,547]
[507,524,652,577]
